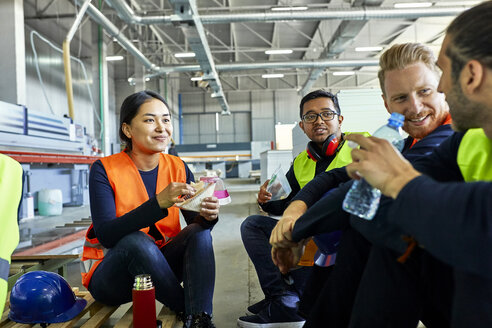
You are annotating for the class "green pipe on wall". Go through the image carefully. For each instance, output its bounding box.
[98,0,104,153]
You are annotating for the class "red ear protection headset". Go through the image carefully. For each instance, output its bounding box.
[306,134,339,162]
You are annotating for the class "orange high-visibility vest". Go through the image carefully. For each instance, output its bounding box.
[81,152,186,288]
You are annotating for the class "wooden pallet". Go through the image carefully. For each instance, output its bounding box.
[56,217,92,229]
[0,290,178,328]
[8,255,80,290]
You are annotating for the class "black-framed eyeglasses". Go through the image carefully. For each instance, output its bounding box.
[302,111,338,123]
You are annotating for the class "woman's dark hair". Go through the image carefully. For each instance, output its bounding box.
[299,89,341,119]
[119,90,170,149]
[446,1,492,81]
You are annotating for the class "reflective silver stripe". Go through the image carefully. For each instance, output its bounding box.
[83,240,109,256]
[0,257,9,282]
[80,258,100,274]
[81,238,109,276]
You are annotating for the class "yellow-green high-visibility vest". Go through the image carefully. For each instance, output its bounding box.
[0,154,22,314]
[293,132,370,188]
[292,132,369,266]
[457,128,492,182]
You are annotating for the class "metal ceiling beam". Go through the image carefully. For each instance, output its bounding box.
[76,1,157,71]
[167,0,229,114]
[240,22,273,47]
[129,0,177,65]
[300,0,384,96]
[267,0,282,63]
[220,76,238,90]
[145,58,379,76]
[37,0,60,15]
[246,76,266,89]
[283,22,316,43]
[101,5,468,25]
[107,0,230,115]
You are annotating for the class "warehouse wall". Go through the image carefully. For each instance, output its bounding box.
[178,87,389,145]
[180,89,301,145]
[22,1,98,127]
[338,88,389,134]
[24,24,121,152]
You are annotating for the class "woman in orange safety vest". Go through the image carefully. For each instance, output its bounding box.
[81,90,219,328]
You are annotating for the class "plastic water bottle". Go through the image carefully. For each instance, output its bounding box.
[342,112,405,220]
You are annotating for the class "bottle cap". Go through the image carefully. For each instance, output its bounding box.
[133,274,154,290]
[200,176,231,205]
[388,112,404,128]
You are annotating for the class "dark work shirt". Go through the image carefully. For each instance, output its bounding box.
[384,131,492,278]
[89,158,216,249]
[292,167,349,208]
[292,181,353,241]
[259,145,340,216]
[292,124,455,246]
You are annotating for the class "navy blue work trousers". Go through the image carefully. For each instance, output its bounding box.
[88,224,215,315]
[241,215,312,298]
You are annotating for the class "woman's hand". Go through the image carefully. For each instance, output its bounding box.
[200,197,220,221]
[157,182,195,209]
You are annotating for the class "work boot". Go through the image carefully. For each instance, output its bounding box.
[246,298,271,315]
[183,312,216,328]
[237,294,305,328]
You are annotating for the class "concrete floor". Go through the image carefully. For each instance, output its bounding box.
[15,178,264,327]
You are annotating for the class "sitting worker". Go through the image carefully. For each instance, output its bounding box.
[0,154,23,314]
[167,138,179,156]
[344,2,492,326]
[270,42,453,327]
[238,90,359,328]
[80,90,220,328]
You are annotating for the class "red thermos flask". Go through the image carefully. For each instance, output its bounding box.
[132,274,157,328]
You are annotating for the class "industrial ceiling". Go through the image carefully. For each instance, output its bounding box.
[25,0,479,114]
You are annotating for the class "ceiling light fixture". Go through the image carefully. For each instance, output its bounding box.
[262,73,285,79]
[174,52,196,58]
[191,76,203,81]
[271,6,308,11]
[265,49,293,55]
[332,71,355,76]
[394,2,432,8]
[106,55,124,61]
[355,46,383,52]
[434,1,480,6]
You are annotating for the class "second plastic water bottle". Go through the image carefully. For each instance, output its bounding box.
[342,112,405,220]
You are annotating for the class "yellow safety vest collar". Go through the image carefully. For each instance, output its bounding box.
[457,128,492,182]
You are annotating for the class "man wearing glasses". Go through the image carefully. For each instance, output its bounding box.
[238,90,359,328]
